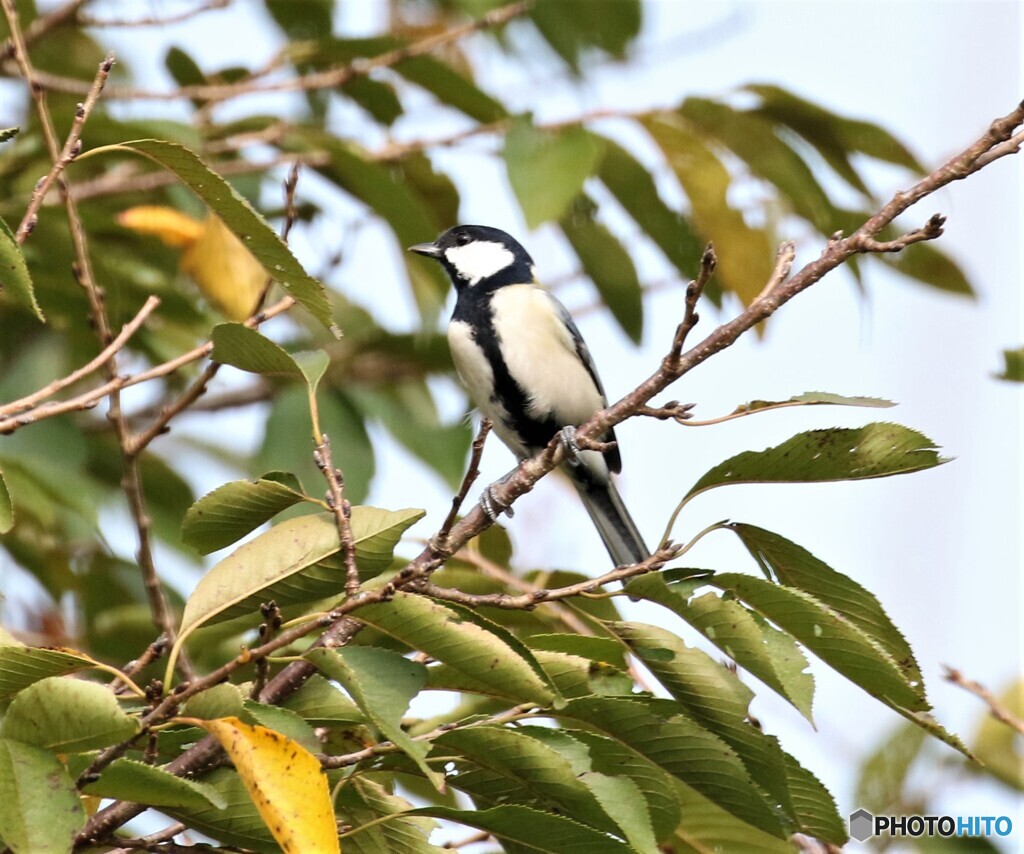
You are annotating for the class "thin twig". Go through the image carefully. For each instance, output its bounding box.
[0,296,159,418]
[9,1,533,102]
[78,0,229,28]
[668,243,716,361]
[15,51,114,242]
[434,419,491,550]
[315,435,361,597]
[943,667,1024,736]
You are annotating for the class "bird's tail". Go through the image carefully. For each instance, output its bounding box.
[571,475,650,567]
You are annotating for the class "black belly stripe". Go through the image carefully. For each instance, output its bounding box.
[452,287,559,454]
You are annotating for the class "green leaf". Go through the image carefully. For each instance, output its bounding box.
[561,696,787,836]
[726,391,895,417]
[530,0,641,70]
[560,194,644,342]
[0,127,19,143]
[644,113,775,304]
[780,753,847,844]
[710,573,927,711]
[668,778,795,853]
[336,776,437,853]
[356,592,558,708]
[0,738,84,854]
[211,323,328,392]
[678,97,840,233]
[996,346,1024,382]
[438,725,647,845]
[0,645,98,700]
[855,721,927,814]
[82,139,334,330]
[182,472,310,554]
[686,422,947,501]
[178,507,424,632]
[530,649,634,699]
[730,523,924,700]
[505,117,605,228]
[0,469,11,533]
[882,240,974,296]
[409,803,633,853]
[280,674,364,726]
[971,679,1023,789]
[746,84,925,190]
[306,647,440,789]
[579,771,660,853]
[0,216,43,322]
[181,683,245,721]
[613,622,800,829]
[596,137,704,281]
[1,676,139,752]
[625,573,815,720]
[162,767,278,853]
[80,757,227,810]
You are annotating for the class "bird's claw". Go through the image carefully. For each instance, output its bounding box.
[559,425,584,467]
[480,486,514,521]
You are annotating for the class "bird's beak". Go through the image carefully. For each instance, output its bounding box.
[408,241,441,257]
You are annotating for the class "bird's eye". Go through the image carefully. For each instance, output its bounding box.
[454,232,471,246]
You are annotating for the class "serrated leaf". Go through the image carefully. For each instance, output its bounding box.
[280,674,364,726]
[438,725,642,844]
[356,592,558,708]
[711,573,926,711]
[613,621,802,831]
[561,696,786,836]
[80,757,227,810]
[82,139,333,330]
[644,113,775,304]
[0,738,84,854]
[780,752,847,844]
[409,803,633,853]
[625,573,815,720]
[179,508,424,632]
[505,117,605,228]
[242,701,320,754]
[560,194,643,342]
[182,682,245,721]
[336,776,437,853]
[1,676,139,752]
[212,323,328,392]
[996,346,1024,382]
[531,649,635,699]
[669,778,795,853]
[197,716,339,854]
[730,523,924,701]
[686,422,946,500]
[306,647,441,790]
[0,645,98,699]
[182,472,310,554]
[729,391,895,416]
[0,216,43,322]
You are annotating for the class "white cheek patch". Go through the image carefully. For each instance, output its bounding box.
[444,241,515,285]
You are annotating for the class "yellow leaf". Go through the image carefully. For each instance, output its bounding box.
[181,214,267,321]
[117,205,204,247]
[197,716,340,854]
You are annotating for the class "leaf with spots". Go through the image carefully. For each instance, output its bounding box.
[685,422,947,501]
[195,716,339,854]
[306,647,441,791]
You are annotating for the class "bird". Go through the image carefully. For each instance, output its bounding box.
[409,224,649,567]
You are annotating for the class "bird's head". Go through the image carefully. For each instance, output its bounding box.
[409,225,535,291]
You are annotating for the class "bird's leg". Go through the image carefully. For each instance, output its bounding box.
[479,470,517,521]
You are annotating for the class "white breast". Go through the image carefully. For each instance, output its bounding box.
[491,285,606,426]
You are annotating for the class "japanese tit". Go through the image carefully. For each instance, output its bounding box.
[409,224,649,566]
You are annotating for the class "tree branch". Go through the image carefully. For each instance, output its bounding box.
[943,667,1024,736]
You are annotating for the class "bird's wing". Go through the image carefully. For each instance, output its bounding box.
[542,290,622,474]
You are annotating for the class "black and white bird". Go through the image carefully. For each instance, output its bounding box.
[409,224,649,567]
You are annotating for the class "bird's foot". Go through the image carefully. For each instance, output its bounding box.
[480,485,515,521]
[559,425,585,468]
